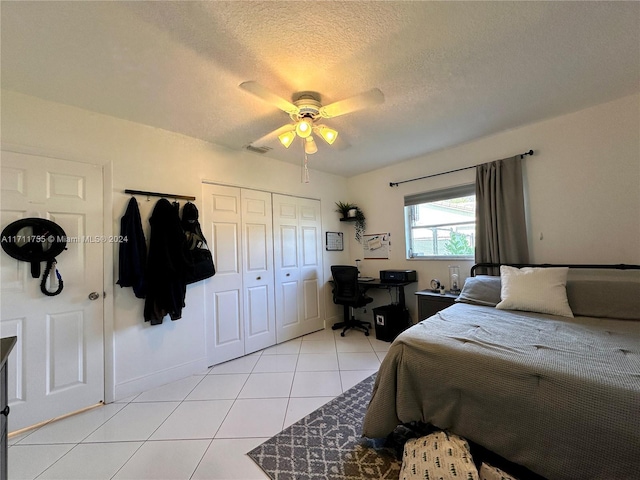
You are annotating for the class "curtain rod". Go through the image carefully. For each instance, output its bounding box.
[124,189,196,201]
[389,149,534,188]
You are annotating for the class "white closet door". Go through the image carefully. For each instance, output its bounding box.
[241,189,276,354]
[298,197,324,333]
[273,194,324,343]
[202,184,244,366]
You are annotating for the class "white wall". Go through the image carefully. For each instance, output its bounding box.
[1,90,351,400]
[347,93,640,321]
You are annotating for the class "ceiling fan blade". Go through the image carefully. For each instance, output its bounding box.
[239,81,299,115]
[319,88,384,118]
[250,123,295,147]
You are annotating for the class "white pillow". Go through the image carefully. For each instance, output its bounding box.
[496,266,574,317]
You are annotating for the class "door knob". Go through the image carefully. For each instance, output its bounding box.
[286,273,290,277]
[1,405,9,416]
[256,276,261,280]
[88,292,100,301]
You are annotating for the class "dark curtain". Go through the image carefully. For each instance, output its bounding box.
[475,156,529,271]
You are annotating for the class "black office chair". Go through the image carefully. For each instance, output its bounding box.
[330,265,373,337]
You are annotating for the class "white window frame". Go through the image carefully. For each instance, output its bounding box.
[404,184,476,261]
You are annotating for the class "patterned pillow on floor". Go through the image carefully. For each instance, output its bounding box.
[400,431,479,480]
[479,462,518,480]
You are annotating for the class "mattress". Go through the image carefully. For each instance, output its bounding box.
[362,303,640,479]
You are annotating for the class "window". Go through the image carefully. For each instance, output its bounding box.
[405,184,475,259]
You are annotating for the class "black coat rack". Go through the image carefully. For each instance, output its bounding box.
[125,189,196,201]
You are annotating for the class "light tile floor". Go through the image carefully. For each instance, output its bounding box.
[8,328,390,480]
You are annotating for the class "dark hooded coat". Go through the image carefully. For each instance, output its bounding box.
[143,199,188,324]
[117,197,147,298]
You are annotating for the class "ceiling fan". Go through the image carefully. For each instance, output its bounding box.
[239,81,384,155]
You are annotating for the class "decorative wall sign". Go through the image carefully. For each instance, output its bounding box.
[326,231,344,251]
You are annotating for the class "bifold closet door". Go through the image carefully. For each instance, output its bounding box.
[241,189,276,355]
[273,194,324,343]
[202,184,244,366]
[202,185,276,366]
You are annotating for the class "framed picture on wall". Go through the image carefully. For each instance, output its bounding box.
[326,232,344,251]
[363,233,390,259]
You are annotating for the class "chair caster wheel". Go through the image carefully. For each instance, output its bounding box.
[365,331,370,336]
[341,332,345,337]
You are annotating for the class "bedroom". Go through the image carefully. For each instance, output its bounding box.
[1,1,639,479]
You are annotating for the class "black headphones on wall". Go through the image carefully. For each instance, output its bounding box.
[1,218,67,296]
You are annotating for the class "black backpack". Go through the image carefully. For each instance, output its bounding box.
[181,203,215,284]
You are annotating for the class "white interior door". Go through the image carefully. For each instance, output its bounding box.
[1,151,104,431]
[202,184,244,366]
[273,194,323,343]
[241,189,275,355]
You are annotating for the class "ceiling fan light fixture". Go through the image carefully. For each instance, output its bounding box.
[295,118,313,138]
[316,126,338,145]
[278,130,296,148]
[304,136,318,155]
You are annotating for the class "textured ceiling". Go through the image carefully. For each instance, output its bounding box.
[2,1,639,177]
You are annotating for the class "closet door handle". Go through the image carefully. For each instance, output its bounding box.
[286,273,290,277]
[256,276,261,280]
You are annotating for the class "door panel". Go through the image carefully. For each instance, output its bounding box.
[1,151,104,431]
[212,223,239,274]
[215,290,242,346]
[298,198,323,333]
[241,189,275,354]
[273,194,323,342]
[203,184,244,365]
[245,224,267,271]
[246,285,269,335]
[302,227,318,266]
[281,281,300,328]
[303,279,320,321]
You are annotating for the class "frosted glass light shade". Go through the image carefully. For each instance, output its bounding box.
[278,130,296,148]
[295,119,313,138]
[316,126,338,145]
[304,136,318,154]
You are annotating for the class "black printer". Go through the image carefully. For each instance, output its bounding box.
[379,269,417,282]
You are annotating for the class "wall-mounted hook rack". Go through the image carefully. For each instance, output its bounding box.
[124,189,196,201]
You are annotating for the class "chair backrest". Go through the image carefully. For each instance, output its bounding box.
[331,265,361,304]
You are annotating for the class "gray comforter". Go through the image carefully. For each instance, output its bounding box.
[362,303,640,479]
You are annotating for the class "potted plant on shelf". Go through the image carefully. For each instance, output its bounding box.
[335,202,366,242]
[335,201,357,219]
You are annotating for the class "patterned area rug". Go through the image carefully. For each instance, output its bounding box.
[247,373,405,480]
[248,374,543,480]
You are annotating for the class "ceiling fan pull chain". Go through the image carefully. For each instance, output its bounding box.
[302,151,310,184]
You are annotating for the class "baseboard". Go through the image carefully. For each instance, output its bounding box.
[113,357,209,401]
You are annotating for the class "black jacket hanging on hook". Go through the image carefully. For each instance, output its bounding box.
[144,198,188,325]
[117,197,147,298]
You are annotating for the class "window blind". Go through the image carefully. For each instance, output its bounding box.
[404,184,475,207]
